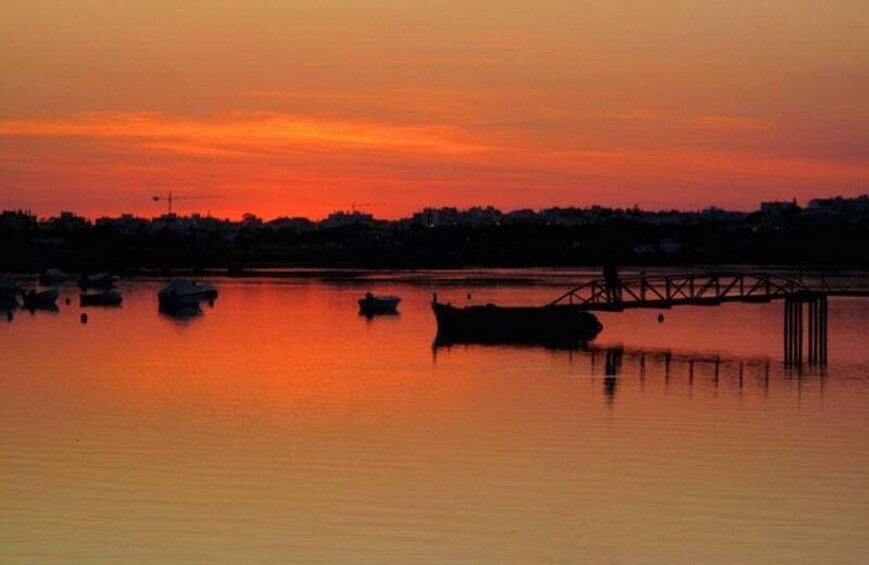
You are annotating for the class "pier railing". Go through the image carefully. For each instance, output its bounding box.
[549,272,837,367]
[549,272,814,310]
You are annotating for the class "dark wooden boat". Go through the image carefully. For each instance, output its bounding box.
[22,288,60,308]
[432,294,603,346]
[80,290,123,306]
[358,293,401,315]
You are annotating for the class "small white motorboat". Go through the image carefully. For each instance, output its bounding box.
[195,281,218,300]
[39,268,68,286]
[79,272,120,289]
[159,279,206,308]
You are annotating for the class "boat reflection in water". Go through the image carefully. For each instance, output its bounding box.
[159,302,203,321]
[359,308,400,322]
[433,339,786,406]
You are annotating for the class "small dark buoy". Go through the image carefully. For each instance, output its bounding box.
[80,313,88,324]
[657,313,665,324]
[467,293,472,300]
[6,312,12,322]
[65,297,71,305]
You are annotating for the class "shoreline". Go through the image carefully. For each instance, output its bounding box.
[7,264,869,286]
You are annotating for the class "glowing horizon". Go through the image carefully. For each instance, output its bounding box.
[2,1,867,219]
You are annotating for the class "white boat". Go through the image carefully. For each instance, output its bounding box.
[159,279,206,308]
[80,272,120,289]
[358,293,401,314]
[195,281,218,300]
[39,268,68,286]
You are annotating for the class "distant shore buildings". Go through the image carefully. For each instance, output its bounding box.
[3,195,867,236]
[1,195,866,268]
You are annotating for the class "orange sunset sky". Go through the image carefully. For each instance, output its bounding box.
[1,0,867,219]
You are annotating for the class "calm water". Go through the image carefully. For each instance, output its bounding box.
[2,271,868,563]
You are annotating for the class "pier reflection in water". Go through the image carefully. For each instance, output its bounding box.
[1,276,868,563]
[434,342,837,406]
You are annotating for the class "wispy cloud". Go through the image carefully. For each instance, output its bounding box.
[0,112,493,158]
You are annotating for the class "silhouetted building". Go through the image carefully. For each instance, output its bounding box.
[47,211,90,232]
[0,210,37,231]
[760,199,800,225]
[321,210,375,228]
[807,195,869,223]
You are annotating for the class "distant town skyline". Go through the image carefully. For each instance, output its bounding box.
[4,194,865,224]
[3,194,866,272]
[0,195,816,221]
[2,1,868,219]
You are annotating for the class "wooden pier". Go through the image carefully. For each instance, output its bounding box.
[550,272,865,367]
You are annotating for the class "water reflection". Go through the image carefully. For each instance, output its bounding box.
[581,346,834,405]
[159,302,204,321]
[23,303,60,315]
[1,278,868,563]
[603,348,623,404]
[359,310,401,321]
[433,339,835,407]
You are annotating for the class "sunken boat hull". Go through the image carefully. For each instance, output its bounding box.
[432,300,603,346]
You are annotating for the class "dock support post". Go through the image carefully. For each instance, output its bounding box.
[784,297,803,367]
[818,295,828,366]
[784,298,795,365]
[784,294,828,367]
[807,300,813,364]
[784,299,790,364]
[796,300,803,366]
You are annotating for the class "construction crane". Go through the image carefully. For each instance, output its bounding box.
[151,191,214,215]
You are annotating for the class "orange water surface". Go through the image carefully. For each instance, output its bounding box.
[2,273,868,563]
